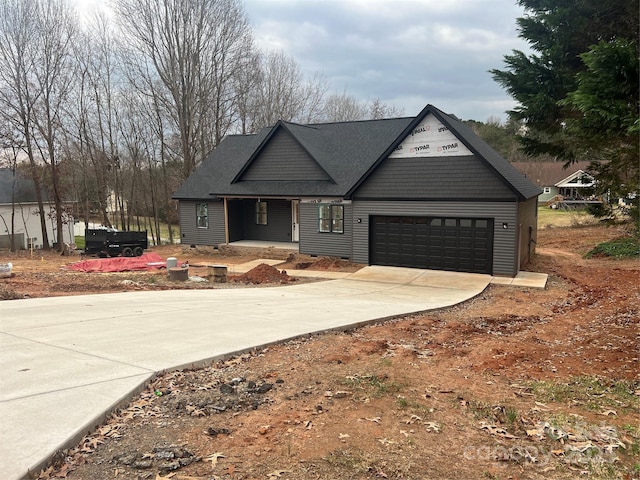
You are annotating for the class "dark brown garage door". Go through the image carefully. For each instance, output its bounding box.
[370,216,493,274]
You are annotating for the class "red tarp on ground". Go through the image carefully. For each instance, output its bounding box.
[65,253,168,273]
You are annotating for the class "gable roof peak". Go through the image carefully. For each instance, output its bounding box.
[279,120,319,130]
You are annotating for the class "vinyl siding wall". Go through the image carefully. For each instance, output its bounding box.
[517,196,538,268]
[0,203,73,249]
[351,201,520,276]
[538,187,559,203]
[299,202,352,258]
[240,130,329,181]
[179,200,225,246]
[355,156,516,200]
[241,199,292,242]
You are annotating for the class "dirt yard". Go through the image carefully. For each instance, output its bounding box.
[1,225,638,480]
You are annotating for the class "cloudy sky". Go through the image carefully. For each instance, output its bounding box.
[242,0,530,122]
[76,0,530,122]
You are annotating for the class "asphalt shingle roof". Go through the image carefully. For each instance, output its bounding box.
[0,168,49,204]
[510,161,593,187]
[173,105,541,201]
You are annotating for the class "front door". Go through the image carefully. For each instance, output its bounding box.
[291,200,300,242]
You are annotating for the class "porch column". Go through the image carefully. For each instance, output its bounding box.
[223,197,229,245]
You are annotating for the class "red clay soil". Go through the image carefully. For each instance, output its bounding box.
[2,225,639,480]
[231,263,293,285]
[292,257,358,271]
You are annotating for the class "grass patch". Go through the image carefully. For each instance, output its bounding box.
[528,376,638,411]
[538,206,597,229]
[467,401,519,426]
[379,357,393,367]
[344,373,402,398]
[74,236,85,249]
[585,235,640,259]
[395,396,431,416]
[323,449,371,473]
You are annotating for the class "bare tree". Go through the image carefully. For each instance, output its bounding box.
[115,0,254,179]
[321,93,404,123]
[30,0,79,249]
[0,0,78,250]
[0,124,23,251]
[0,0,47,248]
[248,50,328,130]
[70,12,124,228]
[233,50,261,134]
[368,98,404,119]
[322,92,368,122]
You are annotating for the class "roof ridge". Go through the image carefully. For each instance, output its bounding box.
[303,116,413,128]
[281,121,319,130]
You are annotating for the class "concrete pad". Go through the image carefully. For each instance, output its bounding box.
[409,270,491,292]
[490,271,548,289]
[341,284,484,309]
[347,265,425,284]
[512,271,548,288]
[0,265,491,480]
[0,333,152,401]
[284,269,351,279]
[228,240,298,251]
[0,296,179,332]
[346,266,490,293]
[0,374,151,480]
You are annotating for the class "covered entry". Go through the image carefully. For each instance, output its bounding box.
[224,198,296,243]
[369,216,494,274]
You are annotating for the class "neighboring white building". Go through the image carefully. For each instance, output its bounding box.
[0,168,74,249]
[511,161,600,206]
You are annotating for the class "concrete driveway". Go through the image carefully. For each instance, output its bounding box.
[0,266,490,480]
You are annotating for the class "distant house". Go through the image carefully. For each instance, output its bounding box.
[0,168,74,249]
[174,104,541,276]
[510,161,598,206]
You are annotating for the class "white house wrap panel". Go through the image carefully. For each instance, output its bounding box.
[389,113,472,158]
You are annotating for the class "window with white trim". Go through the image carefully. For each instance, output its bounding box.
[543,187,552,194]
[255,201,267,225]
[196,203,208,228]
[318,204,343,233]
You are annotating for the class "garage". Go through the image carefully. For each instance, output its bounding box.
[369,216,494,274]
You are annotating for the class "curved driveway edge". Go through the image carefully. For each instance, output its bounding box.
[0,267,490,480]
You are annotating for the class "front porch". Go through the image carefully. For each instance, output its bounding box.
[224,198,300,244]
[228,239,299,252]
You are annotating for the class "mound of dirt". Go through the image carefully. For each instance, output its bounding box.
[232,263,292,284]
[294,257,354,271]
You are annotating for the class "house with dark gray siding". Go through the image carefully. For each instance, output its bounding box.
[173,104,541,276]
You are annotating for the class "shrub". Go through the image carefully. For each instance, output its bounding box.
[585,235,640,259]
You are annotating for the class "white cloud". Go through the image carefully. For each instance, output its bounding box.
[71,0,527,122]
[244,0,529,121]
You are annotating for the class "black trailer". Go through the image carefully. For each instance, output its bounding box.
[84,229,148,257]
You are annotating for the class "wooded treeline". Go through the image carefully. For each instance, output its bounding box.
[492,0,639,226]
[0,0,406,249]
[4,0,634,251]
